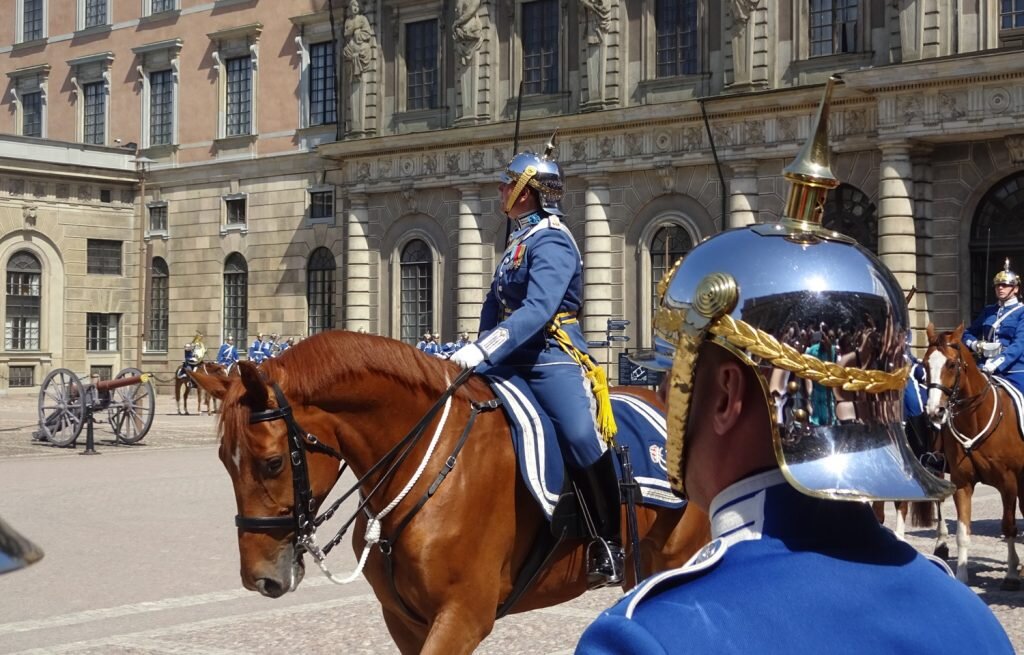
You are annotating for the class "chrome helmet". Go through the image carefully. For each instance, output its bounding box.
[993,258,1019,288]
[632,77,952,503]
[500,132,565,216]
[0,516,43,575]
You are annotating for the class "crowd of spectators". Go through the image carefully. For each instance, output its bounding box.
[417,331,472,358]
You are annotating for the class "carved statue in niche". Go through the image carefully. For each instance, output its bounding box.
[343,0,377,134]
[729,0,760,86]
[453,0,484,122]
[578,0,612,107]
[453,0,484,65]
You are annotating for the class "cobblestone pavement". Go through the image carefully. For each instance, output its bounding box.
[0,390,1021,652]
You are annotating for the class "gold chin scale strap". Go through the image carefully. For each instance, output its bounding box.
[547,311,618,444]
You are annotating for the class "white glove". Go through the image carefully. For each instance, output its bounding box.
[450,343,486,369]
[982,358,1000,374]
[970,340,983,354]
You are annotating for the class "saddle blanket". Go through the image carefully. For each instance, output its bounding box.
[485,374,685,519]
[990,376,1024,437]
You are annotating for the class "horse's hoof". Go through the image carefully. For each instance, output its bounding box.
[1000,578,1021,592]
[934,543,950,560]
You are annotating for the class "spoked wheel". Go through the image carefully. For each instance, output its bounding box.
[37,368,86,447]
[107,367,156,444]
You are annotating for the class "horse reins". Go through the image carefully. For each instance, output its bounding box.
[927,342,1003,451]
[238,368,501,621]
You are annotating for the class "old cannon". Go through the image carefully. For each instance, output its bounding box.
[36,367,156,448]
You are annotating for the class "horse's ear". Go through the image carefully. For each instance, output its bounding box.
[952,323,965,341]
[237,361,269,410]
[190,369,231,400]
[926,322,937,345]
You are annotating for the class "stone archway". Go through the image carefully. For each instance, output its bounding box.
[969,170,1024,317]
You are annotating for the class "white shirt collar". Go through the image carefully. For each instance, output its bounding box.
[707,469,787,547]
[1000,297,1020,309]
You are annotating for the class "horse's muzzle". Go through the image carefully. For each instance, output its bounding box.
[927,405,947,430]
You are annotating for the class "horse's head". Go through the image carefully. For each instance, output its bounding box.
[192,360,343,598]
[924,322,966,428]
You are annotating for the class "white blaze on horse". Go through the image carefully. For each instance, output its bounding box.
[924,323,1024,590]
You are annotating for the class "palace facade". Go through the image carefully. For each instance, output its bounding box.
[1,0,1023,391]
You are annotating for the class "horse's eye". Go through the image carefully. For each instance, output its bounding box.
[945,362,955,370]
[264,456,285,476]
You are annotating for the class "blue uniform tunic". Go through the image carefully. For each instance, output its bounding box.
[963,297,1024,394]
[477,212,603,469]
[577,469,1012,654]
[248,339,265,364]
[216,343,238,366]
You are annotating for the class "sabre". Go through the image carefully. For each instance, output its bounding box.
[505,80,525,247]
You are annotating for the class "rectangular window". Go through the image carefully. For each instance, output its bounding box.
[655,0,699,77]
[310,190,333,220]
[87,239,122,275]
[810,0,859,57]
[5,270,41,351]
[522,0,559,95]
[9,366,34,388]
[90,365,112,381]
[225,56,252,137]
[406,20,438,110]
[22,91,42,138]
[84,0,107,28]
[151,0,175,12]
[225,197,246,225]
[23,0,43,41]
[149,203,168,232]
[83,82,106,145]
[86,313,119,351]
[149,69,173,146]
[309,41,337,125]
[1003,0,1024,29]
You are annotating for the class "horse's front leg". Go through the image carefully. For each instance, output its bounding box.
[998,478,1021,591]
[953,483,974,584]
[381,607,427,655]
[894,501,907,541]
[934,501,951,560]
[420,601,497,655]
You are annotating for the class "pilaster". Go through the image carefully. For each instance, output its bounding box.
[878,142,921,331]
[456,184,485,333]
[345,192,373,332]
[583,175,613,344]
[727,162,758,228]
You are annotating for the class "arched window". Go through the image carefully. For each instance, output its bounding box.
[5,250,41,351]
[307,247,335,336]
[400,239,433,344]
[822,183,877,254]
[147,257,169,352]
[970,171,1024,317]
[650,225,693,315]
[224,253,248,347]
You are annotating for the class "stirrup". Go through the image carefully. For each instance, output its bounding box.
[586,538,624,589]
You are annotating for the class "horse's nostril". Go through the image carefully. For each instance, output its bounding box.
[255,577,287,598]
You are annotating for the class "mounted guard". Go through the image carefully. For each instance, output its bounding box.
[962,258,1024,395]
[450,132,624,588]
[217,335,240,372]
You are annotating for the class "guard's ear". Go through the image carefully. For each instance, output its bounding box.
[237,361,268,410]
[190,369,231,400]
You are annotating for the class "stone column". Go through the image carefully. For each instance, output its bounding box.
[583,175,614,345]
[727,162,759,228]
[456,184,485,334]
[345,192,373,332]
[878,143,921,330]
[911,149,934,350]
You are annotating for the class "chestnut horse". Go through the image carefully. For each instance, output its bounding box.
[192,330,709,654]
[924,323,1024,590]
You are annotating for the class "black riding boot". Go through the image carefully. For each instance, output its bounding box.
[571,449,625,589]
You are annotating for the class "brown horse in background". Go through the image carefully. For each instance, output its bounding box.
[924,323,1024,590]
[192,331,710,654]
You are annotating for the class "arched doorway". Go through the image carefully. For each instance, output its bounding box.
[822,183,877,254]
[970,171,1024,317]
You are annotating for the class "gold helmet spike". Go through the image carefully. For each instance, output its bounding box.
[782,76,842,228]
[543,130,558,160]
[993,257,1020,287]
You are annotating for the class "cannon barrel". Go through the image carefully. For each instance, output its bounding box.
[94,373,151,393]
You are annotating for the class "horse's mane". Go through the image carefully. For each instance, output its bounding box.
[218,330,479,450]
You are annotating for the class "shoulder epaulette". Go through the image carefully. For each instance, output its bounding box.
[624,538,728,619]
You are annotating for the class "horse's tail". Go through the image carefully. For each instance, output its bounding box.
[909,500,935,528]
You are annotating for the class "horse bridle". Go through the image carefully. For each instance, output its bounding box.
[926,341,1002,448]
[925,342,964,406]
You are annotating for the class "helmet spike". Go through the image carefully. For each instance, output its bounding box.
[543,130,558,160]
[782,76,842,227]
